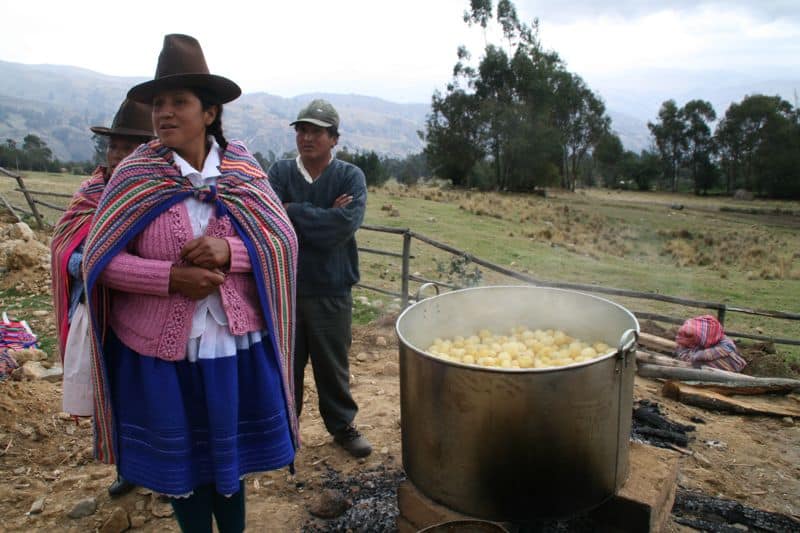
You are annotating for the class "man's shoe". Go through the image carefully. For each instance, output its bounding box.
[108,475,134,497]
[333,425,372,458]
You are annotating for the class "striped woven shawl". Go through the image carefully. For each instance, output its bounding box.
[51,166,107,361]
[675,315,747,372]
[83,140,299,464]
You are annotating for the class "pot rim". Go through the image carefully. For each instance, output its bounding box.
[395,285,640,374]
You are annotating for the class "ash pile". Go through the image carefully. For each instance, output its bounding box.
[303,463,406,532]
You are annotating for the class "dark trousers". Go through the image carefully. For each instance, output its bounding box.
[294,294,358,435]
[170,482,245,533]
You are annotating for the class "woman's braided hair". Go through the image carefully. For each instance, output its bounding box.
[192,88,228,150]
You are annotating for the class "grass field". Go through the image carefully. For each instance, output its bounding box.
[3,170,799,363]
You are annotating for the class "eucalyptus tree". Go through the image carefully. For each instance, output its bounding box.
[424,0,608,190]
[680,100,717,194]
[648,100,686,192]
[715,94,796,195]
[553,72,610,191]
[594,132,625,186]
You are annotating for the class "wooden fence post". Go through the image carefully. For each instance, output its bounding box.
[401,231,412,309]
[0,168,45,229]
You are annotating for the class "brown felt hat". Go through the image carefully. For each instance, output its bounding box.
[127,34,241,104]
[90,99,154,138]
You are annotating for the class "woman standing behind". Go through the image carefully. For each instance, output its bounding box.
[82,35,298,532]
[51,98,153,497]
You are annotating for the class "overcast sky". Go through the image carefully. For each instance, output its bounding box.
[1,0,798,104]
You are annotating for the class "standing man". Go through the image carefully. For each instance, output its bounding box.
[268,99,371,458]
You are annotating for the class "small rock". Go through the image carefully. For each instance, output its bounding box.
[100,507,130,533]
[382,362,399,377]
[8,348,47,363]
[150,496,173,518]
[18,361,63,382]
[782,417,794,427]
[375,336,387,347]
[32,310,49,317]
[67,498,97,519]
[356,352,368,363]
[14,467,25,475]
[130,515,146,528]
[5,239,49,270]
[308,489,351,519]
[29,497,45,515]
[380,447,389,455]
[692,451,712,468]
[9,222,35,241]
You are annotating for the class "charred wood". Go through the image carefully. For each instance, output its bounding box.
[631,400,694,449]
[672,489,800,532]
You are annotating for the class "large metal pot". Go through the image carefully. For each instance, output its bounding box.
[395,286,639,521]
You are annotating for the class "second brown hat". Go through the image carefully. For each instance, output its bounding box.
[90,99,154,138]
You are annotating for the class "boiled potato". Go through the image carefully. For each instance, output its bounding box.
[426,326,608,369]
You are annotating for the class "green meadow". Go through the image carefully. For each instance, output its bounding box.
[3,171,798,363]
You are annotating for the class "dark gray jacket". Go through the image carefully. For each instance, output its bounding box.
[268,158,367,297]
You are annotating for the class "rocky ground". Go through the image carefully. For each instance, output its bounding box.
[0,218,798,532]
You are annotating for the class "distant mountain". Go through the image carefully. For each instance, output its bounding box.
[607,110,652,154]
[2,61,797,161]
[0,61,427,161]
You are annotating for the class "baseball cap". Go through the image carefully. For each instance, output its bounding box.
[290,99,340,128]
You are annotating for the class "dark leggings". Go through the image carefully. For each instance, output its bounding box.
[170,482,245,533]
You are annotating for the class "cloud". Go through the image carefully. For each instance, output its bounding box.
[528,3,800,82]
[516,0,800,24]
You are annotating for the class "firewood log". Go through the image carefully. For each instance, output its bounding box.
[662,381,800,417]
[635,349,690,368]
[638,332,678,354]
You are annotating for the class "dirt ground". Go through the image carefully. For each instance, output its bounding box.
[1,314,799,532]
[0,222,798,531]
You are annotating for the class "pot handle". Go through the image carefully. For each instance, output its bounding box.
[415,282,440,302]
[617,328,639,363]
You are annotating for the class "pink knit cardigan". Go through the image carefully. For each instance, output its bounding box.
[99,201,264,360]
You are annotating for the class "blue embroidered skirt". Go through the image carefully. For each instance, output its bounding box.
[106,329,294,496]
